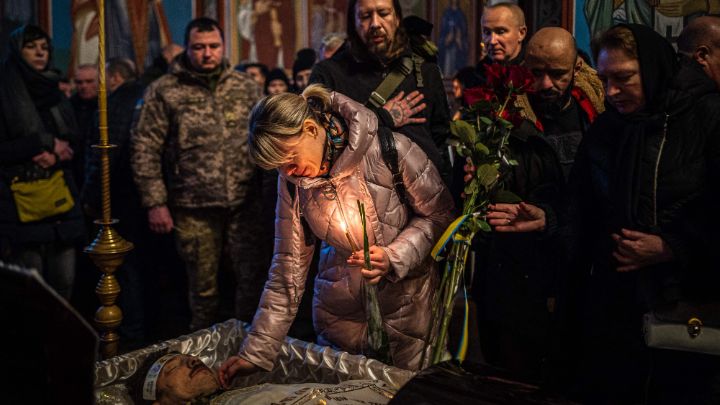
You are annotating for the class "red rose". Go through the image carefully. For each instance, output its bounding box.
[508,66,535,92]
[484,63,508,89]
[494,109,524,127]
[463,86,494,106]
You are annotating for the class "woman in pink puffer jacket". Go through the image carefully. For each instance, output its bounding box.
[220,85,454,383]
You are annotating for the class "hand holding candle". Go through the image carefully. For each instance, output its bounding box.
[353,200,391,364]
[347,246,390,285]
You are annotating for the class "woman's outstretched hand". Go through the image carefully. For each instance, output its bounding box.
[218,356,260,389]
[346,245,390,285]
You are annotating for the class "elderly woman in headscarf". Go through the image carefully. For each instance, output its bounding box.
[219,84,454,381]
[567,24,720,403]
[0,25,83,299]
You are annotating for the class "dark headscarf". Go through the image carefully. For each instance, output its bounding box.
[0,25,70,152]
[623,24,678,114]
[599,24,678,231]
[4,25,63,107]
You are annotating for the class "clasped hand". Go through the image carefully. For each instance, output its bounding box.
[487,202,546,233]
[32,138,74,169]
[346,245,390,285]
[611,228,673,272]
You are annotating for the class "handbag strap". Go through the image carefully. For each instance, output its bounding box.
[50,106,70,137]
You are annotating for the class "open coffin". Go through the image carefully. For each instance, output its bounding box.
[94,319,414,404]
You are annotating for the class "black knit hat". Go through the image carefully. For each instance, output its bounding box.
[292,48,317,79]
[264,68,291,94]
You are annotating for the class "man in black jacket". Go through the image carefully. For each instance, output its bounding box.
[309,0,450,181]
[477,27,605,391]
[474,2,527,80]
[481,2,526,64]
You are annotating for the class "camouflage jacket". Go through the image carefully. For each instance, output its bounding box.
[131,57,261,208]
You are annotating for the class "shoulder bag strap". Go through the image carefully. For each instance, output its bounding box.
[366,56,414,109]
[377,127,409,206]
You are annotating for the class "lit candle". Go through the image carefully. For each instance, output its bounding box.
[341,221,359,252]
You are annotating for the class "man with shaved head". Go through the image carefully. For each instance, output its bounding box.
[678,16,720,90]
[470,26,605,387]
[525,26,604,179]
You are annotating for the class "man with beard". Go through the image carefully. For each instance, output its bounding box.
[484,27,605,228]
[474,27,604,390]
[128,352,222,404]
[524,27,604,181]
[127,351,397,405]
[310,0,450,183]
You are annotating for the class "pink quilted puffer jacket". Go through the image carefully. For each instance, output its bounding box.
[238,92,454,371]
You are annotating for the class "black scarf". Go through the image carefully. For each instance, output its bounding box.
[602,24,678,232]
[0,26,65,144]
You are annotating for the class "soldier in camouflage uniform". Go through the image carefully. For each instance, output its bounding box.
[131,18,264,330]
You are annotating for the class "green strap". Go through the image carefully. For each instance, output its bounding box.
[367,56,414,108]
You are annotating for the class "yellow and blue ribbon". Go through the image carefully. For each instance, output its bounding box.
[431,215,470,260]
[455,284,470,362]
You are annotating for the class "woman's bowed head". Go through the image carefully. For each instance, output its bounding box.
[247,84,391,282]
[247,87,332,178]
[231,83,454,376]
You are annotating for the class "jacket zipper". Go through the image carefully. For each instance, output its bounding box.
[652,114,669,227]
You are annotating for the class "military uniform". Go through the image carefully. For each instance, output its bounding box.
[132,55,264,329]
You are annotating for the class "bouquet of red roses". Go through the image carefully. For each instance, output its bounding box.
[427,63,535,365]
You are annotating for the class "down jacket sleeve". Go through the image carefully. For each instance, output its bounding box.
[237,176,316,371]
[383,135,455,282]
[131,83,170,208]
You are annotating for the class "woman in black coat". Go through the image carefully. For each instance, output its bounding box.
[569,24,720,403]
[0,25,84,299]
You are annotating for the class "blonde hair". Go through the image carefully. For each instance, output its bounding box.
[248,84,332,170]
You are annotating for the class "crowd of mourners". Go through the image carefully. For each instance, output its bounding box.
[1,1,719,403]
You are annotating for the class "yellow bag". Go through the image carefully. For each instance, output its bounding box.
[10,170,75,223]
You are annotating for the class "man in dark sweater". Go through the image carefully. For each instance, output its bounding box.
[83,57,148,348]
[309,0,450,180]
[70,63,98,189]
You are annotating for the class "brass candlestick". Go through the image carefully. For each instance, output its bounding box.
[85,0,133,359]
